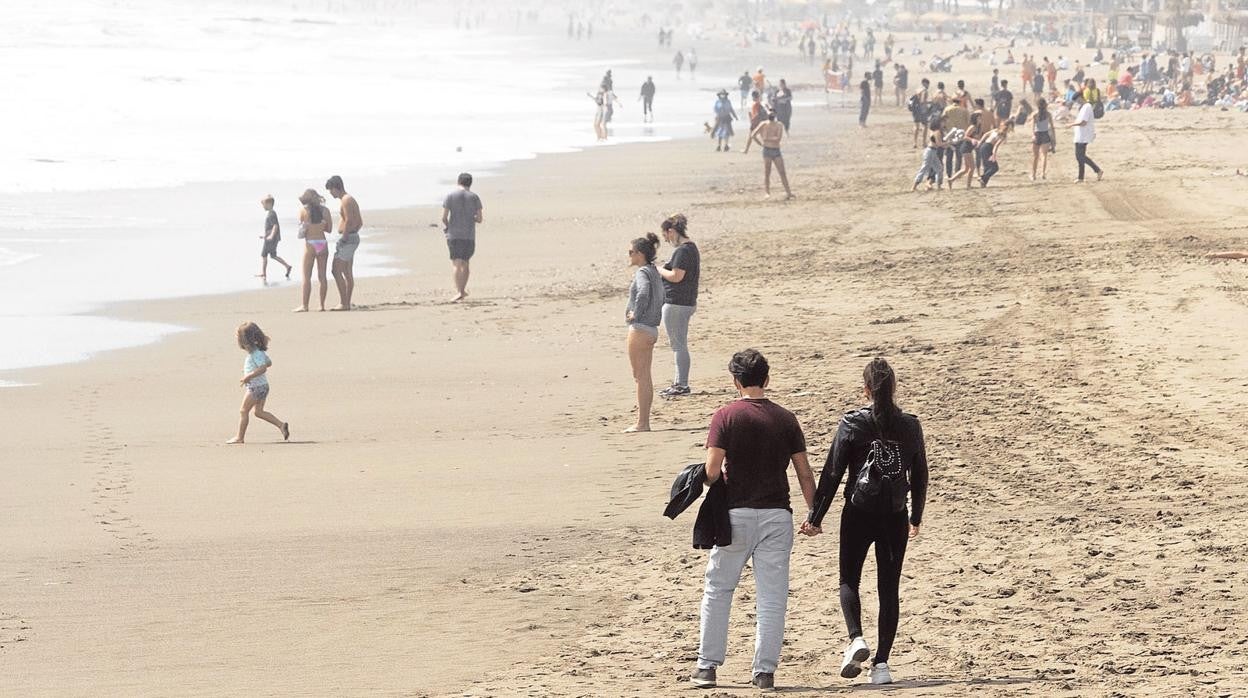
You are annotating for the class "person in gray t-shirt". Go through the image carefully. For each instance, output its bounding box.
[441,172,484,303]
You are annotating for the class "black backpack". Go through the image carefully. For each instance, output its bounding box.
[907,93,920,114]
[848,421,909,514]
[926,105,943,130]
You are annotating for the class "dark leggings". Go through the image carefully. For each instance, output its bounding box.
[839,506,909,664]
[1075,142,1101,181]
[979,142,999,186]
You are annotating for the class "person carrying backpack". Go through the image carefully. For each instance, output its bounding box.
[801,358,929,686]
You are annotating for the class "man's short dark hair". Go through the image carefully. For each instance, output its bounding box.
[325,175,344,191]
[729,349,769,388]
[457,172,473,188]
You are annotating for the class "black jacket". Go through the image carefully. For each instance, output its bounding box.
[664,462,731,549]
[807,407,929,528]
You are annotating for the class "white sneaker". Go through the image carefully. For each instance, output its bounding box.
[869,663,893,685]
[840,636,870,679]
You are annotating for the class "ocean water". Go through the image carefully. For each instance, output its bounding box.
[0,0,719,376]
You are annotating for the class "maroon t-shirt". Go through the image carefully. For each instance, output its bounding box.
[707,398,807,511]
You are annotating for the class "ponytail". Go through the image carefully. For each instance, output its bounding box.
[863,357,900,434]
[631,232,660,263]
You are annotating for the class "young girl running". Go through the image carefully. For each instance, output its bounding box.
[228,322,290,444]
[801,358,930,685]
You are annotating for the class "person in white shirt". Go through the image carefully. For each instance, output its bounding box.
[1069,92,1103,183]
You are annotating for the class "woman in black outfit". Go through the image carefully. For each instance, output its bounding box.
[801,358,929,686]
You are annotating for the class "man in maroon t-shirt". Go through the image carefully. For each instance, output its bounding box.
[690,349,817,692]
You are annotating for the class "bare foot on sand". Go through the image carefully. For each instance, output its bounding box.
[293,307,308,313]
[226,437,243,444]
[450,292,468,303]
[622,425,650,434]
[330,305,352,312]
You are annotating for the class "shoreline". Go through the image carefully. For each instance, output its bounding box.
[6,26,1248,698]
[0,16,738,378]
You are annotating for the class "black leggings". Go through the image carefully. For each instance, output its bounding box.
[838,506,909,664]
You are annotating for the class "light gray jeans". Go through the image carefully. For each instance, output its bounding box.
[661,303,696,387]
[697,508,794,675]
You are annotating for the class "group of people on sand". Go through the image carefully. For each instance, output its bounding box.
[623,214,701,433]
[907,68,1106,189]
[619,211,929,691]
[708,69,795,200]
[663,350,929,690]
[232,173,484,444]
[256,176,361,312]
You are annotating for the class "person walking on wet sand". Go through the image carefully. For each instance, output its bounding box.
[442,172,483,303]
[1070,91,1104,183]
[623,233,664,433]
[802,358,929,686]
[640,76,656,122]
[257,195,292,281]
[326,176,361,311]
[656,214,699,398]
[690,349,817,692]
[227,322,290,445]
[744,111,793,200]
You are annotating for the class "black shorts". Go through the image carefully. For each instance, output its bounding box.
[1033,130,1052,146]
[448,238,475,261]
[261,238,280,258]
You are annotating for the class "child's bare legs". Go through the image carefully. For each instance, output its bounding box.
[228,392,287,444]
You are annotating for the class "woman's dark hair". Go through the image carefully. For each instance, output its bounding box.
[631,232,660,263]
[1036,98,1049,120]
[662,213,689,237]
[863,357,900,433]
[299,188,323,224]
[729,349,769,388]
[237,322,270,351]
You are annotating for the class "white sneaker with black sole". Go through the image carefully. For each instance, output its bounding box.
[840,636,870,679]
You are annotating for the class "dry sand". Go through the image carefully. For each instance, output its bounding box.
[3,37,1248,698]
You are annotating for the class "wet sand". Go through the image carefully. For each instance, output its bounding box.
[3,38,1248,697]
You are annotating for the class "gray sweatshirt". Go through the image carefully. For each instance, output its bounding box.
[627,264,664,328]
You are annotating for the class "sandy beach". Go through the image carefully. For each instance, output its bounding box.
[4,27,1248,698]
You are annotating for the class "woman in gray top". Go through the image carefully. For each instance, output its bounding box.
[625,232,664,433]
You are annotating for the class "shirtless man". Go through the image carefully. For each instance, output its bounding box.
[325,175,362,311]
[743,111,793,200]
